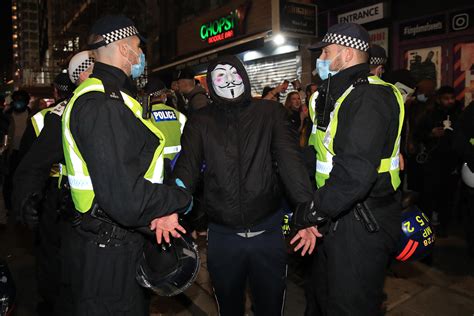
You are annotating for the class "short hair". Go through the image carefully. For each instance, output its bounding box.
[437,85,455,96]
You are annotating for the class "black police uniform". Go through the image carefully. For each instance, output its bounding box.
[13,103,74,315]
[174,55,313,316]
[13,75,73,314]
[67,61,191,315]
[305,23,402,316]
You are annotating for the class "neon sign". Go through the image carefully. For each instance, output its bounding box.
[200,12,237,44]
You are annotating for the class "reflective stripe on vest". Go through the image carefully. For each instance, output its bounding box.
[31,107,66,178]
[308,76,405,191]
[62,78,166,213]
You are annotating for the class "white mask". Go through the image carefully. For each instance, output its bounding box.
[211,64,244,99]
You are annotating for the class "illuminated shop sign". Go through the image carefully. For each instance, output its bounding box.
[200,12,237,44]
[199,3,250,45]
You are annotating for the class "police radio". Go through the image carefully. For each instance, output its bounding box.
[140,94,152,119]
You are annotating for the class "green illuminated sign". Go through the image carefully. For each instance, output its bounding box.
[200,11,238,44]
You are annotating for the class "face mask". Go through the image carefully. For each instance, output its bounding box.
[416,93,428,103]
[211,64,245,99]
[316,59,338,80]
[316,49,346,80]
[127,45,146,79]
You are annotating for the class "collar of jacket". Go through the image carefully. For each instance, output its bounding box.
[90,62,136,96]
[325,63,370,101]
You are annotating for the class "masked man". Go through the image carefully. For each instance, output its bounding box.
[173,55,320,315]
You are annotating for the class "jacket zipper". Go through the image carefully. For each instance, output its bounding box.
[235,107,247,230]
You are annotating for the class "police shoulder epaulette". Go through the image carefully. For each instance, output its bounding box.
[51,99,68,116]
[103,82,124,102]
[353,76,369,87]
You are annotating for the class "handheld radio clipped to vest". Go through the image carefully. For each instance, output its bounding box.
[141,94,152,119]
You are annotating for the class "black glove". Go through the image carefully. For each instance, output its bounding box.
[291,200,327,231]
[20,193,42,229]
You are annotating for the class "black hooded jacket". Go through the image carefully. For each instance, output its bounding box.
[173,55,313,229]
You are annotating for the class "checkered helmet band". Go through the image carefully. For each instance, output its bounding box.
[72,57,95,83]
[102,26,139,44]
[149,89,169,97]
[322,32,370,52]
[55,84,70,92]
[370,57,387,65]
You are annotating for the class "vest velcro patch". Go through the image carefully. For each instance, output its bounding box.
[152,110,177,122]
[51,100,67,116]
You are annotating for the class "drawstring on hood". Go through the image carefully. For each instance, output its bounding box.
[206,55,251,107]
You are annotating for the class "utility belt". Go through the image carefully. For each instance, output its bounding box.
[75,204,140,247]
[330,192,401,234]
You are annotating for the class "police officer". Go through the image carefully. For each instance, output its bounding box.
[61,15,191,315]
[13,52,94,315]
[368,44,388,78]
[143,76,186,177]
[297,23,405,315]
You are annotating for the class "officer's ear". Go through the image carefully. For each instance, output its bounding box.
[117,40,130,59]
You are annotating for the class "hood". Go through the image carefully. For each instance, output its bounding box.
[206,55,251,106]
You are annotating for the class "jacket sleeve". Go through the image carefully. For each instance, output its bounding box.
[13,113,64,215]
[314,87,397,218]
[172,115,204,194]
[271,104,313,204]
[71,95,192,228]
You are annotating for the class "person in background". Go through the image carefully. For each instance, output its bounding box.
[405,78,437,193]
[177,67,210,114]
[369,44,388,78]
[415,85,463,235]
[262,80,289,102]
[3,90,30,214]
[284,91,309,141]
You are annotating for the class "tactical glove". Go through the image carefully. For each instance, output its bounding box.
[291,200,327,231]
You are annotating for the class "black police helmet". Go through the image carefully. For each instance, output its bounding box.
[136,234,200,296]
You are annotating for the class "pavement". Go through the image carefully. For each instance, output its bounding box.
[1,216,473,316]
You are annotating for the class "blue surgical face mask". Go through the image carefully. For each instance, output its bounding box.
[316,49,346,80]
[416,93,428,103]
[127,45,146,79]
[316,59,338,80]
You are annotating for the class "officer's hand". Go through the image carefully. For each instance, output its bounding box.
[20,193,42,230]
[291,200,327,231]
[290,227,323,256]
[150,213,187,244]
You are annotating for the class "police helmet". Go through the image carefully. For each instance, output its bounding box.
[395,205,435,262]
[0,259,16,315]
[461,163,474,188]
[136,234,200,296]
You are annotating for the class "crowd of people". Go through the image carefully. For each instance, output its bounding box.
[0,14,472,316]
